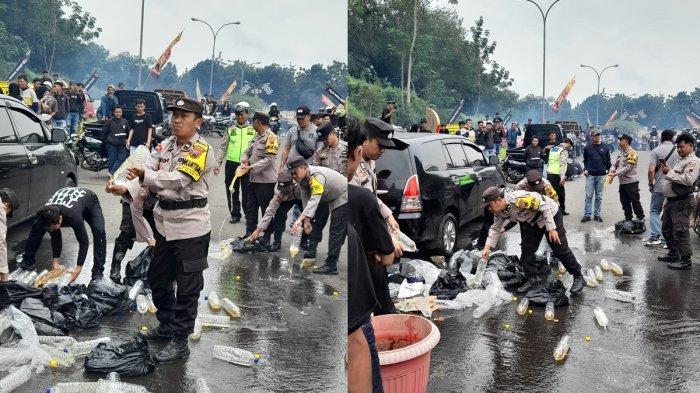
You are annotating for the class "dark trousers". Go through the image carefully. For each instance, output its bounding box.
[619,182,645,220]
[271,199,303,244]
[304,203,329,257]
[362,320,384,393]
[148,230,210,338]
[105,143,127,174]
[224,160,242,219]
[114,202,157,254]
[519,210,582,277]
[547,174,566,212]
[323,203,348,268]
[662,197,692,257]
[244,182,275,234]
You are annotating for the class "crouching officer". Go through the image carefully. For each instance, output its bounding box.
[246,172,302,251]
[0,188,19,282]
[107,97,215,363]
[480,186,584,294]
[287,157,348,275]
[239,112,279,242]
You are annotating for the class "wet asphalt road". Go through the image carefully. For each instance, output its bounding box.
[426,151,700,392]
[4,134,347,393]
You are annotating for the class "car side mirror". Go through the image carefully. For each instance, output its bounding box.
[488,155,499,165]
[51,128,68,143]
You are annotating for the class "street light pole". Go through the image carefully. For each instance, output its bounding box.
[191,18,240,96]
[137,0,145,90]
[523,0,562,123]
[580,64,619,126]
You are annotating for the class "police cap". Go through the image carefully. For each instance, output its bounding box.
[361,118,409,150]
[618,133,633,144]
[252,112,270,124]
[481,186,504,207]
[286,157,308,173]
[0,188,19,217]
[316,122,335,142]
[525,170,545,191]
[167,97,204,116]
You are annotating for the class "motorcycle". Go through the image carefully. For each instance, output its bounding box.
[200,115,226,137]
[68,133,108,172]
[270,115,280,134]
[503,158,527,183]
[649,135,659,150]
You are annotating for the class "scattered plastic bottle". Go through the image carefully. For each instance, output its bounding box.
[545,302,555,321]
[516,298,529,315]
[199,314,230,328]
[146,293,157,314]
[8,268,23,281]
[0,365,31,392]
[136,294,148,314]
[558,261,566,275]
[40,344,75,367]
[36,267,67,287]
[583,270,599,287]
[610,262,624,276]
[189,318,202,341]
[593,265,604,282]
[56,271,73,288]
[69,337,111,357]
[221,297,240,318]
[49,382,99,393]
[13,270,29,283]
[194,378,212,393]
[600,259,610,271]
[212,345,260,367]
[128,280,144,300]
[33,269,48,285]
[604,289,636,303]
[553,335,571,361]
[290,230,302,258]
[472,303,491,319]
[208,290,221,311]
[38,335,77,348]
[21,271,39,286]
[593,306,609,329]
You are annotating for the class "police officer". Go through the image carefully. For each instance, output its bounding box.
[0,188,19,282]
[313,122,348,175]
[480,186,585,294]
[246,172,302,251]
[545,137,573,215]
[215,101,256,224]
[607,134,645,221]
[287,157,348,275]
[658,133,699,270]
[107,97,216,363]
[240,112,279,240]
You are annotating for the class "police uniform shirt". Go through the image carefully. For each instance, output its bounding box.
[299,165,348,218]
[257,183,301,231]
[285,123,318,165]
[610,147,639,184]
[125,134,216,242]
[515,177,559,202]
[242,128,279,183]
[313,140,348,175]
[663,154,700,198]
[485,190,558,249]
[350,148,393,219]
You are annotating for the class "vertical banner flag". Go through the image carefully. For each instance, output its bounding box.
[551,75,575,113]
[447,98,464,123]
[325,84,345,105]
[84,70,99,90]
[686,115,699,129]
[586,110,592,128]
[195,78,203,101]
[603,110,618,129]
[219,80,237,105]
[6,48,32,80]
[150,31,183,78]
[321,94,335,108]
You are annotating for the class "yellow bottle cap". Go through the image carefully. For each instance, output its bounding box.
[235,275,241,281]
[511,296,517,302]
[503,323,511,329]
[585,336,592,342]
[50,358,59,368]
[527,309,533,315]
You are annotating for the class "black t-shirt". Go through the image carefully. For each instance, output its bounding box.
[381,108,393,124]
[45,188,99,267]
[130,113,153,147]
[348,224,377,334]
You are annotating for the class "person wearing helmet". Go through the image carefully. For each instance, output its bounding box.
[268,102,279,119]
[215,101,256,224]
[0,188,19,282]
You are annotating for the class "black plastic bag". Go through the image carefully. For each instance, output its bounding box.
[525,277,569,307]
[615,219,646,235]
[42,285,102,330]
[0,282,43,308]
[124,248,152,286]
[19,298,69,335]
[429,273,468,300]
[84,336,155,377]
[85,279,134,316]
[230,238,268,253]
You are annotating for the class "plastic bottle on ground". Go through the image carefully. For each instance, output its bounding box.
[557,261,566,275]
[199,314,230,328]
[49,382,99,393]
[593,306,609,329]
[189,318,202,341]
[290,230,302,258]
[22,271,39,286]
[33,270,48,285]
[69,337,111,357]
[593,265,604,282]
[146,293,157,314]
[553,335,571,361]
[36,267,67,287]
[221,298,240,318]
[40,344,75,367]
[212,345,260,367]
[208,290,221,311]
[583,270,598,287]
[600,259,610,271]
[56,270,74,289]
[516,298,529,315]
[7,268,24,281]
[38,336,77,348]
[604,289,636,303]
[545,302,555,320]
[128,280,144,300]
[136,294,148,314]
[610,262,624,276]
[194,378,212,393]
[13,271,29,283]
[0,365,31,392]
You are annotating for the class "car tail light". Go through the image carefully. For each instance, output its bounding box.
[400,174,422,213]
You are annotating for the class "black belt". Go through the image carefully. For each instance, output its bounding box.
[158,197,208,210]
[667,194,691,203]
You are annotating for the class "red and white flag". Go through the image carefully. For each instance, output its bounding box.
[603,110,618,129]
[150,31,183,78]
[321,94,335,108]
[219,80,237,105]
[551,75,575,113]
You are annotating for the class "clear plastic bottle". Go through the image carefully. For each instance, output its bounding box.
[593,265,604,282]
[22,271,39,286]
[600,259,610,271]
[194,378,212,393]
[128,280,144,300]
[208,290,221,311]
[189,318,202,341]
[146,293,157,314]
[212,345,260,367]
[38,335,77,348]
[49,382,99,393]
[136,294,148,314]
[604,289,636,303]
[13,270,29,283]
[36,267,67,287]
[199,314,230,328]
[69,337,111,357]
[221,297,240,318]
[593,306,609,329]
[40,344,75,367]
[610,262,624,276]
[470,260,487,288]
[33,269,48,285]
[290,230,302,258]
[8,268,23,281]
[56,271,73,288]
[557,261,566,275]
[0,365,31,392]
[516,298,529,315]
[545,302,555,320]
[553,335,571,361]
[583,270,598,287]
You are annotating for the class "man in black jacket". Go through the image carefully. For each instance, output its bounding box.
[103,105,130,175]
[581,130,612,222]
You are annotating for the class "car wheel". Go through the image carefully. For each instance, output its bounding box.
[65,177,75,187]
[438,213,457,256]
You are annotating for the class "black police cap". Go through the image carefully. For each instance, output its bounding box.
[286,157,308,173]
[167,97,204,116]
[252,112,270,124]
[361,118,409,150]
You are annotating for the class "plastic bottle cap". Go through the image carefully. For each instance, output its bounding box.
[528,309,533,315]
[503,323,511,329]
[333,291,340,296]
[141,326,148,332]
[511,296,517,302]
[585,336,592,342]
[50,358,59,368]
[235,275,241,281]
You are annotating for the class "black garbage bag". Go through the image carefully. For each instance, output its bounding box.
[230,238,269,253]
[85,278,134,316]
[124,248,152,286]
[84,336,155,377]
[0,282,43,308]
[525,276,569,307]
[19,298,69,335]
[615,219,646,235]
[42,285,102,330]
[429,273,468,300]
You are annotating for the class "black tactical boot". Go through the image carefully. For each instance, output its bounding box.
[668,256,692,270]
[138,324,173,341]
[154,336,189,363]
[570,275,585,294]
[110,250,125,283]
[516,277,540,294]
[658,251,680,263]
[313,265,338,275]
[270,239,282,252]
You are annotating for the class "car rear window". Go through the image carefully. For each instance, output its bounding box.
[417,140,448,172]
[0,108,17,143]
[376,148,413,181]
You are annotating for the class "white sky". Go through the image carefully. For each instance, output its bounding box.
[74,0,348,71]
[444,0,700,104]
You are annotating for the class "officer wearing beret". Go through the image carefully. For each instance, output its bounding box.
[239,112,279,241]
[246,172,302,251]
[107,97,216,363]
[0,188,19,282]
[287,157,348,275]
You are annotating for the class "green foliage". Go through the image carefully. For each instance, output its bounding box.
[348,75,427,125]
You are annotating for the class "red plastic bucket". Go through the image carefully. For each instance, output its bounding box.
[371,314,441,393]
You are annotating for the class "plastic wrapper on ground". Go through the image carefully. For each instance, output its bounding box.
[399,259,444,296]
[394,296,438,318]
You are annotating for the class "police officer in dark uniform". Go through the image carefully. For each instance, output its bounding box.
[107,97,216,363]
